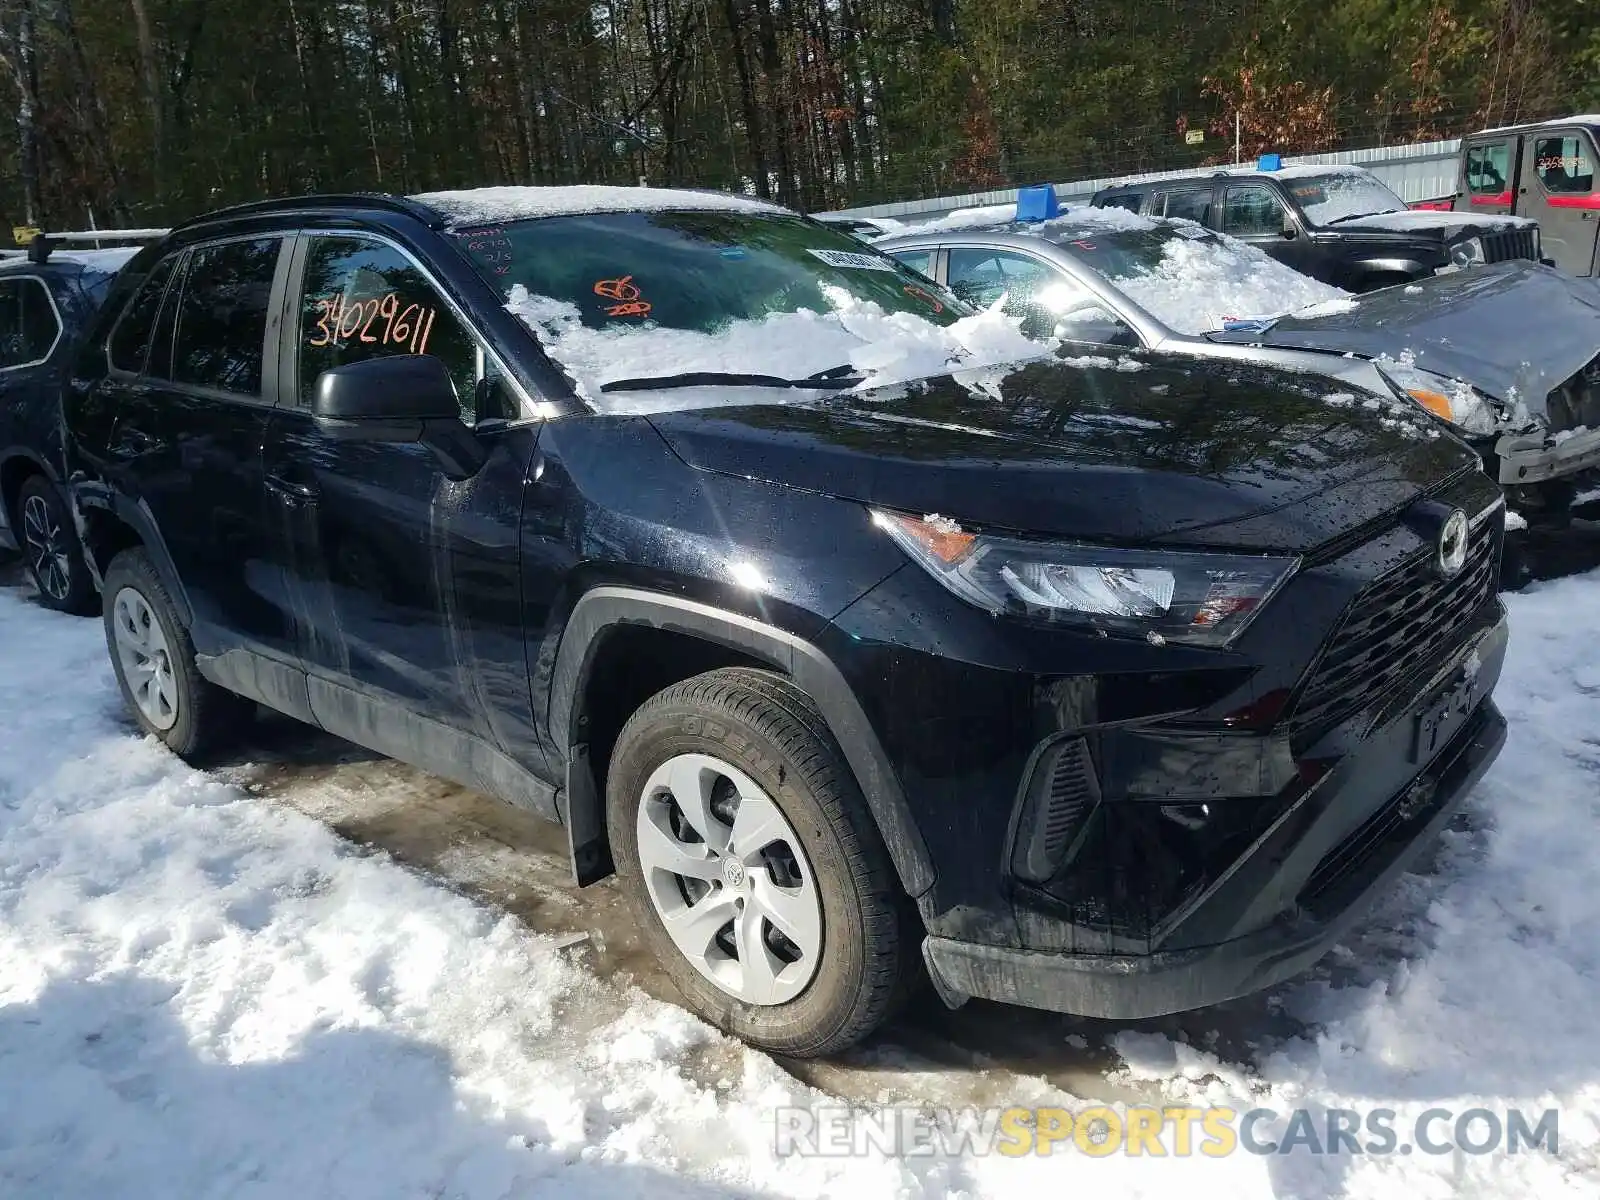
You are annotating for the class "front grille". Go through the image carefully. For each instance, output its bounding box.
[1288,522,1498,741]
[1479,228,1538,264]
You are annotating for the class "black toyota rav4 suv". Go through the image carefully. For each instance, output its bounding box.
[64,187,1508,1056]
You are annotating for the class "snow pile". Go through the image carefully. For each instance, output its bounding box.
[506,283,1043,414]
[1110,235,1352,334]
[413,185,785,228]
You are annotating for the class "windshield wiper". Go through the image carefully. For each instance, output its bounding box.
[600,364,864,394]
[1324,210,1403,225]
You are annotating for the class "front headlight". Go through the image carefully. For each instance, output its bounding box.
[873,511,1297,647]
[1378,360,1500,434]
[1443,236,1485,273]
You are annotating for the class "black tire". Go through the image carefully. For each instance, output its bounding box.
[102,548,251,757]
[607,667,913,1057]
[16,474,96,616]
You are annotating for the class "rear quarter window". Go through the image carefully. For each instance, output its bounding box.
[0,277,61,368]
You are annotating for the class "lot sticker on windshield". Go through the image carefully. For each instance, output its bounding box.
[594,275,652,318]
[806,248,899,272]
[309,293,437,354]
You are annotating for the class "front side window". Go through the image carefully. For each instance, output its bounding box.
[1221,187,1289,236]
[297,237,517,424]
[947,247,1056,310]
[108,253,178,374]
[171,238,283,396]
[1535,136,1595,195]
[0,277,61,368]
[1465,142,1513,197]
[1162,189,1213,224]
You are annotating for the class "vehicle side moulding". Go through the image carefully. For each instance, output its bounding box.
[306,675,562,823]
[549,586,937,901]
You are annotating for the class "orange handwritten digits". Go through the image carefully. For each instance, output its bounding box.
[310,299,335,347]
[903,284,944,313]
[594,275,653,318]
[306,291,439,351]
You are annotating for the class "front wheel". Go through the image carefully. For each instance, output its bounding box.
[607,667,912,1057]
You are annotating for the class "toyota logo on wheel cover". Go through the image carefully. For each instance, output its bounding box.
[1438,508,1469,577]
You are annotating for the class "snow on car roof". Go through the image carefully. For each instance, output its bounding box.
[1476,113,1600,135]
[0,246,140,274]
[904,202,1154,235]
[411,185,787,227]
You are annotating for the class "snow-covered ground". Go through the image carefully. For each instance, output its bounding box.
[2,568,1599,1198]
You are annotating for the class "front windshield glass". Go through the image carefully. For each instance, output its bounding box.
[1052,222,1351,335]
[1279,172,1407,225]
[450,209,1040,410]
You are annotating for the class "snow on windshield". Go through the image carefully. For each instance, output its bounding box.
[1012,209,1356,334]
[506,284,1045,414]
[1113,235,1354,333]
[1275,171,1407,225]
[413,185,784,228]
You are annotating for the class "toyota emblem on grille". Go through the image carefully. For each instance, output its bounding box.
[1438,508,1469,577]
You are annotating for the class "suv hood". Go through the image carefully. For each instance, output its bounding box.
[1212,261,1600,412]
[648,357,1474,554]
[1323,210,1537,239]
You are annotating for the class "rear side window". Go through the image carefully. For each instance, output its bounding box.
[1163,189,1213,224]
[1100,193,1144,214]
[1534,136,1595,195]
[1221,186,1287,235]
[886,249,935,277]
[297,235,516,424]
[1465,142,1512,196]
[108,253,178,374]
[171,238,283,396]
[0,277,60,368]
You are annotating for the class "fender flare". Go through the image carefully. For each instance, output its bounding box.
[549,586,937,901]
[75,488,195,629]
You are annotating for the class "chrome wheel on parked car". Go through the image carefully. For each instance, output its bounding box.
[111,586,180,731]
[636,752,823,1005]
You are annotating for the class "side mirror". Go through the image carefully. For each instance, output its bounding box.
[312,355,486,479]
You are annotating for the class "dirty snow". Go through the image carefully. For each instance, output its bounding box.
[413,185,785,228]
[3,560,1600,1197]
[505,283,1043,413]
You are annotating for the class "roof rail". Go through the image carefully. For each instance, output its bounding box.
[11,226,170,265]
[171,192,443,233]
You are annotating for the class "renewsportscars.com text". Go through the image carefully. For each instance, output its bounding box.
[774,1105,1560,1159]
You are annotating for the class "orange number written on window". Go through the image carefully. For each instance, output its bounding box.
[309,292,438,355]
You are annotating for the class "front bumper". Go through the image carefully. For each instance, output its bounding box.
[1496,425,1600,485]
[923,618,1508,1020]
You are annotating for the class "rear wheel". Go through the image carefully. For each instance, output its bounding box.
[102,548,250,757]
[17,475,95,615]
[607,667,911,1057]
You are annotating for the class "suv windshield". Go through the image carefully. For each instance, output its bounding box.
[1051,223,1348,335]
[1278,172,1407,225]
[449,209,1028,409]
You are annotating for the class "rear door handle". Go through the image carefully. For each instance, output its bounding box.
[265,473,319,501]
